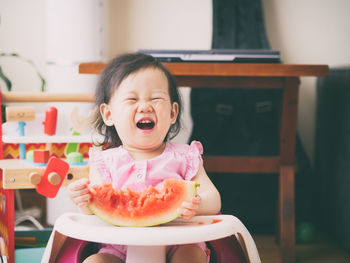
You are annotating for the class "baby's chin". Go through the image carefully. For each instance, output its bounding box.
[124,140,166,152]
[132,132,167,147]
[139,141,166,151]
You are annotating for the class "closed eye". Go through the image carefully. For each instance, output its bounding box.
[152,97,165,101]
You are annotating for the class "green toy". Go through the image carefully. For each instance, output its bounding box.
[296,222,316,244]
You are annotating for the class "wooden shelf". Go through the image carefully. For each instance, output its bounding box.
[1,159,89,189]
[1,92,94,103]
[2,135,92,144]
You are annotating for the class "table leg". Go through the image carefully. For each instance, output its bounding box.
[278,77,299,263]
[126,245,166,263]
[279,165,296,263]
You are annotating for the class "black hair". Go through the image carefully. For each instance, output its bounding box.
[93,52,182,148]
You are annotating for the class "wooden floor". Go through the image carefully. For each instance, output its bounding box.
[254,235,350,263]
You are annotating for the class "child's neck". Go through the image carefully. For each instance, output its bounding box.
[123,142,166,161]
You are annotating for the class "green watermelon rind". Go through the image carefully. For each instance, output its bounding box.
[87,180,198,227]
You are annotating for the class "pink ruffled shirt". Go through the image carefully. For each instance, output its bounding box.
[89,141,203,191]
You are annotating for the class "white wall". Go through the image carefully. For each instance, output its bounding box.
[1,0,350,163]
[0,0,46,92]
[108,0,212,55]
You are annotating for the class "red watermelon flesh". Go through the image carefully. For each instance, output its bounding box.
[87,179,197,227]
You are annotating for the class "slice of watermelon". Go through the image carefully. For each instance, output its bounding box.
[87,179,198,227]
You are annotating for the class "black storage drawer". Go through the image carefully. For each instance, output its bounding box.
[315,67,350,250]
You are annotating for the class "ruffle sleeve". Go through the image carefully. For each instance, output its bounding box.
[89,147,112,183]
[183,141,203,181]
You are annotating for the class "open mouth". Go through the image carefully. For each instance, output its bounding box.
[136,120,155,130]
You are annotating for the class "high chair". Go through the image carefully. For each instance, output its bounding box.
[41,213,261,263]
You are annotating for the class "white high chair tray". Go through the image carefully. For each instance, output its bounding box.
[55,213,241,245]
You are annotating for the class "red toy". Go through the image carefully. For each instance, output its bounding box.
[43,106,57,136]
[33,149,50,164]
[36,156,69,198]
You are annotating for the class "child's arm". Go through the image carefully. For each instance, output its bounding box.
[178,163,221,219]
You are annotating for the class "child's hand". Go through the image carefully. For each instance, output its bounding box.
[177,195,201,220]
[68,178,91,212]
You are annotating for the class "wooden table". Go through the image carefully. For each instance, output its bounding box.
[79,62,329,263]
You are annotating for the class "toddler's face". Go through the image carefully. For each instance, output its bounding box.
[101,67,178,152]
